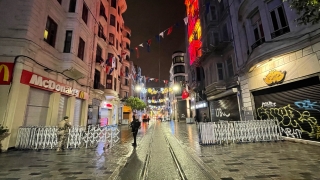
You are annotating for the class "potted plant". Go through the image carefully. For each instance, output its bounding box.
[0,124,10,152]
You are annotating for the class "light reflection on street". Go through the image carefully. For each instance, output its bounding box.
[170,120,175,134]
[187,125,194,144]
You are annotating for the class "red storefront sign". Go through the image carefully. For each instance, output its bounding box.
[20,70,88,99]
[0,63,14,85]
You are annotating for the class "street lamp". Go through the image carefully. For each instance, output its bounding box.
[172,84,180,92]
[135,85,142,92]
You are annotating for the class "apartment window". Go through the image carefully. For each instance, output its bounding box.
[125,67,129,76]
[191,69,196,82]
[217,63,224,81]
[110,14,115,26]
[268,0,290,38]
[210,6,217,21]
[107,53,113,66]
[78,37,85,60]
[94,70,101,89]
[82,3,88,24]
[117,22,119,32]
[106,75,112,89]
[98,25,106,41]
[44,17,58,47]
[116,39,118,50]
[100,3,107,21]
[125,79,129,86]
[174,76,185,83]
[174,65,185,74]
[221,24,229,41]
[114,77,117,91]
[226,58,234,77]
[111,0,116,8]
[219,0,225,13]
[109,33,114,45]
[125,92,128,98]
[96,45,102,63]
[69,0,77,12]
[251,11,265,50]
[57,0,62,4]
[63,30,72,53]
[118,6,120,15]
[173,56,184,63]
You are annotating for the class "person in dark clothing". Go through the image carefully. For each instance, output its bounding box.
[203,113,208,123]
[130,115,141,147]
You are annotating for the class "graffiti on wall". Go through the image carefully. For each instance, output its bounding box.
[215,108,230,118]
[257,101,319,139]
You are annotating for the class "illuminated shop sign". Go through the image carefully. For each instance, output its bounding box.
[191,101,208,109]
[185,0,202,65]
[0,63,14,85]
[20,70,88,99]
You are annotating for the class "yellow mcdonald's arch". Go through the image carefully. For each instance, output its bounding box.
[79,91,85,99]
[0,64,9,82]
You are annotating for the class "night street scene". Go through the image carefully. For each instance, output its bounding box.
[1,0,320,180]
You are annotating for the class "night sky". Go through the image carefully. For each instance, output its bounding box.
[123,0,186,88]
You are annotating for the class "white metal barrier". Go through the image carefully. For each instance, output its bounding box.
[15,125,120,150]
[198,120,282,145]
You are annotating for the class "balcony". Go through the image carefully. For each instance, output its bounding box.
[251,37,265,50]
[99,9,107,23]
[271,26,290,39]
[98,31,106,41]
[95,55,104,64]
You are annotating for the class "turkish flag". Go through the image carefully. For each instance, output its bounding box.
[182,89,189,99]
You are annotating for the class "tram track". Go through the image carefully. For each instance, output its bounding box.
[139,122,216,180]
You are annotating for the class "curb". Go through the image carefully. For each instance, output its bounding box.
[283,136,320,146]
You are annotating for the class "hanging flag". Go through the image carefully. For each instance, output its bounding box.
[183,17,188,25]
[108,68,114,75]
[167,26,173,35]
[121,51,126,56]
[159,31,164,38]
[147,39,152,52]
[106,56,112,66]
[139,43,143,47]
[112,57,116,68]
[135,47,139,58]
[155,35,161,42]
[105,66,110,73]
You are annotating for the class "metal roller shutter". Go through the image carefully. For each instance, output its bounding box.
[24,88,50,126]
[253,76,320,141]
[57,95,68,124]
[73,98,82,126]
[209,94,240,122]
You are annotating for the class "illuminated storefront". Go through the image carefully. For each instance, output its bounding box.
[185,0,202,66]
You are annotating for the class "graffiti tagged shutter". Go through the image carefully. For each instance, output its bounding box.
[252,76,320,141]
[209,94,240,122]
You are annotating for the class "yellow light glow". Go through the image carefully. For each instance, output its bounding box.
[44,30,48,40]
[188,20,201,43]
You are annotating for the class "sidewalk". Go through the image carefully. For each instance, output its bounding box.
[0,124,138,180]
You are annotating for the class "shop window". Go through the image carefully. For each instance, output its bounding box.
[44,17,58,47]
[82,3,88,24]
[63,30,72,53]
[78,37,85,60]
[69,0,76,12]
[251,11,265,50]
[217,63,224,81]
[110,14,115,26]
[227,58,234,77]
[109,33,114,45]
[268,0,290,38]
[111,0,116,8]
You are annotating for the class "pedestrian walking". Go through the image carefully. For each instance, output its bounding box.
[57,116,72,151]
[203,113,208,123]
[130,115,141,147]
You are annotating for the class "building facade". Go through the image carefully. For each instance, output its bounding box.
[229,0,320,141]
[0,0,131,151]
[169,51,190,121]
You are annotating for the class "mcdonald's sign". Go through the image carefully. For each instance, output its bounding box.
[0,63,14,85]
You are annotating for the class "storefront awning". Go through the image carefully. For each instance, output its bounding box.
[207,88,238,101]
